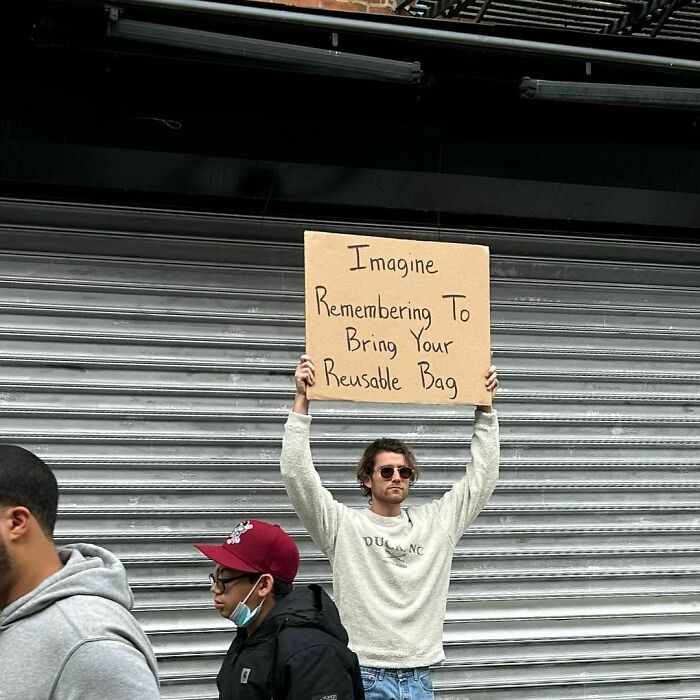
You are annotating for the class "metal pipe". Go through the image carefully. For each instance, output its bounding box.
[520,77,700,109]
[108,17,424,83]
[111,0,700,74]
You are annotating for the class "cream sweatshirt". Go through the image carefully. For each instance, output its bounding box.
[280,409,499,669]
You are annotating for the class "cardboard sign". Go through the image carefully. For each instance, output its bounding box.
[304,231,491,406]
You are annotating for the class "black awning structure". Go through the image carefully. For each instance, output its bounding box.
[398,0,700,43]
[3,0,698,230]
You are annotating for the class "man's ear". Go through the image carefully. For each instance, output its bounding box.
[259,574,275,598]
[2,506,33,542]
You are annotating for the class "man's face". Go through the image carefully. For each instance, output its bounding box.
[209,566,258,620]
[364,451,412,506]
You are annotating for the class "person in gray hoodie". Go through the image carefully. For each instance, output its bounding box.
[0,444,160,700]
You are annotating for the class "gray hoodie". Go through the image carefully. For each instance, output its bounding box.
[0,543,160,700]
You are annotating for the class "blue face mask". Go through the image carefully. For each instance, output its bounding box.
[229,576,265,628]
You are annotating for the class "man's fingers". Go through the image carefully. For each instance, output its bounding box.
[296,354,316,383]
[296,366,316,386]
[298,355,315,370]
[485,364,499,394]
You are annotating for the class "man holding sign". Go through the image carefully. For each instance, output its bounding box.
[280,355,499,700]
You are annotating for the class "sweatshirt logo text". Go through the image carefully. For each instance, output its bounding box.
[363,536,425,568]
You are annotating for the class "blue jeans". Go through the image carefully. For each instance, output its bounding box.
[360,666,434,700]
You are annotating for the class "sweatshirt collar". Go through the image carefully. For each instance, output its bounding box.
[363,508,409,528]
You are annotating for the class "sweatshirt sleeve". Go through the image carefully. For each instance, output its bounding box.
[433,409,500,545]
[280,411,347,555]
[52,638,160,700]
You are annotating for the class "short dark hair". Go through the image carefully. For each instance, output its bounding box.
[271,579,293,597]
[245,572,293,597]
[355,438,420,498]
[0,445,58,536]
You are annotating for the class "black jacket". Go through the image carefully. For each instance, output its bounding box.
[217,584,364,700]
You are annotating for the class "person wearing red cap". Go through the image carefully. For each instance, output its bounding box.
[195,518,364,699]
[281,355,499,700]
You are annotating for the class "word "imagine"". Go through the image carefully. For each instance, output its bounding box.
[347,244,439,279]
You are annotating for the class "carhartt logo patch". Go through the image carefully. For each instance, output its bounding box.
[314,695,338,700]
[240,668,251,684]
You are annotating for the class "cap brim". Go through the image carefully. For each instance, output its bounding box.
[194,543,260,574]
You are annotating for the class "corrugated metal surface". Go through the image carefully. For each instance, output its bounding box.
[0,199,698,699]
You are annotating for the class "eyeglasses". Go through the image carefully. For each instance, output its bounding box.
[377,466,414,480]
[208,571,250,594]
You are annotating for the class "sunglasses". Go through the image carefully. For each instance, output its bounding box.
[377,466,414,480]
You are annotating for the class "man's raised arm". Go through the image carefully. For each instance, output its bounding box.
[433,363,500,544]
[281,355,346,555]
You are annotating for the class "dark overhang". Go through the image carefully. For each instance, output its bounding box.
[0,0,698,233]
[103,0,700,76]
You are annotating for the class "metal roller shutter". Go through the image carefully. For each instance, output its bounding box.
[0,199,698,699]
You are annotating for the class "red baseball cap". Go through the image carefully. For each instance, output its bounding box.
[195,519,300,584]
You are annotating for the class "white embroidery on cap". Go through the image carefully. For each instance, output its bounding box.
[227,521,253,545]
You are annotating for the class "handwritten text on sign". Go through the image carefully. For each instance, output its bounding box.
[304,231,491,405]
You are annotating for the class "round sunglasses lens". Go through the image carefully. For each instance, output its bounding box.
[378,466,413,479]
